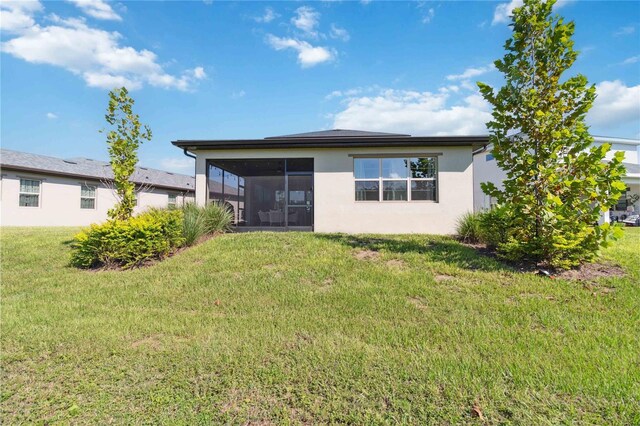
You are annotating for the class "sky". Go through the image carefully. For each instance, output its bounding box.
[1,0,639,174]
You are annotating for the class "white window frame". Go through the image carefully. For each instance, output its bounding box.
[353,156,438,203]
[80,183,97,210]
[19,178,41,207]
[168,193,177,208]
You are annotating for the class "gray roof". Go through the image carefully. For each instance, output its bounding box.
[0,149,195,192]
[174,129,488,151]
[265,129,411,139]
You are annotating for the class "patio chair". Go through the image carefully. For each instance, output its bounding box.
[288,210,299,225]
[269,210,283,226]
[258,211,269,226]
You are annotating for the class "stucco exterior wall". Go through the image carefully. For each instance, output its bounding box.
[473,151,506,211]
[593,141,639,165]
[194,146,474,234]
[473,138,640,212]
[0,170,194,226]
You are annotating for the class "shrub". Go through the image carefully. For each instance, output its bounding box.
[456,212,483,243]
[478,205,513,249]
[181,202,207,246]
[477,1,626,269]
[181,202,234,246]
[201,202,234,234]
[71,209,184,269]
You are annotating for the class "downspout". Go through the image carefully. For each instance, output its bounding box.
[182,148,196,160]
[182,148,197,203]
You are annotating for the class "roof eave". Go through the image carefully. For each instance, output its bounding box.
[0,165,195,192]
[172,136,490,151]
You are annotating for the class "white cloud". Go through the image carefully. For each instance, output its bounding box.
[254,7,278,23]
[159,157,194,173]
[46,112,58,119]
[330,79,640,138]
[614,25,635,37]
[492,0,521,25]
[266,35,334,68]
[588,80,640,128]
[622,55,640,65]
[67,0,121,21]
[1,14,205,91]
[446,64,495,81]
[492,0,571,25]
[291,6,320,38]
[332,88,492,135]
[231,90,246,99]
[325,90,344,100]
[191,66,206,79]
[325,86,380,100]
[416,1,435,24]
[84,72,140,89]
[329,24,349,42]
[0,1,42,33]
[421,7,435,24]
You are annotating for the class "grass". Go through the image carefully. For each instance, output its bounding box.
[1,227,639,424]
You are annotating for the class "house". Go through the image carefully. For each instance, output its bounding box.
[0,149,195,226]
[172,129,489,234]
[473,136,640,221]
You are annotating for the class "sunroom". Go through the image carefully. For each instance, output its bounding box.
[207,157,314,230]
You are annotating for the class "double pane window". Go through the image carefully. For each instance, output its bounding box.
[168,194,177,208]
[19,179,40,207]
[354,157,437,202]
[81,184,96,209]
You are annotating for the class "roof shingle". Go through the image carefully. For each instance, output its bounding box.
[265,129,411,139]
[0,149,195,191]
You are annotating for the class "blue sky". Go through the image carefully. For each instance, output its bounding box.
[1,0,639,173]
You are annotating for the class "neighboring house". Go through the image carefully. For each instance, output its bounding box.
[473,136,640,221]
[0,149,195,226]
[172,129,488,234]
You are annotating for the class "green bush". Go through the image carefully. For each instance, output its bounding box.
[456,212,483,243]
[201,202,234,234]
[478,205,513,249]
[476,204,622,269]
[181,202,207,246]
[181,202,234,246]
[71,209,184,269]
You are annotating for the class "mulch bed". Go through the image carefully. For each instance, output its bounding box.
[459,240,626,282]
[555,262,625,281]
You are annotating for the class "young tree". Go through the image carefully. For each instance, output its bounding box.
[103,87,152,220]
[477,0,626,269]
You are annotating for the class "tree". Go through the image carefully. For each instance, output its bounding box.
[477,0,626,269]
[103,87,152,221]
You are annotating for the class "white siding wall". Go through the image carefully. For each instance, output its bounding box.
[473,138,640,212]
[473,151,507,211]
[593,141,639,165]
[194,146,474,234]
[0,171,194,226]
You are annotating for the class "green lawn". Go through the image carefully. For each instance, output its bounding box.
[1,228,639,424]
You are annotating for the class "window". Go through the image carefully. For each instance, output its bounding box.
[614,187,632,211]
[354,157,437,202]
[80,184,96,209]
[168,193,177,208]
[19,179,40,207]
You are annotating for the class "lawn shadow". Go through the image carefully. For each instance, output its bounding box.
[316,233,513,273]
